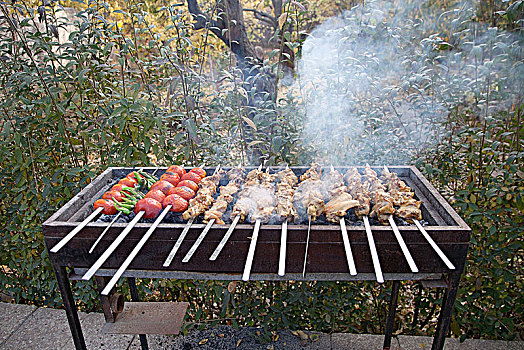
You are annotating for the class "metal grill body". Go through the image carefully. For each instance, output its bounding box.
[43,166,470,350]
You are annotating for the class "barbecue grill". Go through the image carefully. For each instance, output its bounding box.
[43,166,470,350]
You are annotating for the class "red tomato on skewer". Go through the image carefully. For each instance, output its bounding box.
[177,180,198,192]
[94,199,117,215]
[163,194,189,212]
[102,190,123,202]
[135,198,163,219]
[160,173,181,187]
[166,165,186,179]
[118,177,137,188]
[168,186,195,201]
[181,172,202,184]
[190,167,206,178]
[145,190,166,204]
[149,180,174,195]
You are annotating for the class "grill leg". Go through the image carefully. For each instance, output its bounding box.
[431,271,461,350]
[383,280,401,350]
[53,265,87,350]
[128,277,149,350]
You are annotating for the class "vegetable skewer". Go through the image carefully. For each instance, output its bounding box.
[49,168,156,253]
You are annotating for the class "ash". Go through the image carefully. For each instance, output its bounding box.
[151,325,322,350]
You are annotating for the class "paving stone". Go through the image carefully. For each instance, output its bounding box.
[2,307,73,350]
[397,335,524,349]
[331,332,390,350]
[0,302,37,345]
[79,312,136,350]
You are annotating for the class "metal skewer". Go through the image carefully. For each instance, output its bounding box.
[182,219,215,262]
[50,207,104,253]
[278,220,288,276]
[82,210,145,280]
[89,212,121,254]
[388,215,418,273]
[101,205,172,295]
[339,218,357,275]
[242,219,261,281]
[302,215,312,277]
[414,219,455,270]
[363,216,384,283]
[163,218,194,267]
[162,165,221,267]
[209,215,240,260]
[89,167,161,254]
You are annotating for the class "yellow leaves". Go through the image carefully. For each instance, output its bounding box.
[228,281,237,293]
[242,116,257,131]
[236,339,242,347]
[198,339,208,345]
[278,14,287,30]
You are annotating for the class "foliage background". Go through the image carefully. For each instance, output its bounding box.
[0,0,522,342]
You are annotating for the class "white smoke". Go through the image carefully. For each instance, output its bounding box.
[292,0,523,165]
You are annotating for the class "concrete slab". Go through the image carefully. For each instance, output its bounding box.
[332,332,391,350]
[2,307,73,350]
[79,312,136,350]
[0,302,37,345]
[397,335,524,349]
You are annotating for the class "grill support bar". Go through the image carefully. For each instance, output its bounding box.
[53,266,86,350]
[383,280,401,349]
[128,277,149,350]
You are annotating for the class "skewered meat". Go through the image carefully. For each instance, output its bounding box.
[275,168,299,222]
[182,170,222,220]
[380,168,422,222]
[299,162,322,181]
[203,167,245,224]
[325,192,359,223]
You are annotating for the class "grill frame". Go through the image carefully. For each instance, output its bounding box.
[43,165,470,350]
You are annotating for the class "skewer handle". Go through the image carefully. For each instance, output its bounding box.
[101,206,171,295]
[50,207,104,253]
[182,219,215,263]
[363,216,384,283]
[414,219,455,270]
[163,217,194,267]
[339,218,357,276]
[302,217,312,277]
[82,210,145,280]
[209,215,240,260]
[278,220,288,276]
[89,212,122,254]
[388,216,418,273]
[242,220,261,281]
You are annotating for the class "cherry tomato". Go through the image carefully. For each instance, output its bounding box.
[145,189,166,204]
[111,184,132,196]
[181,172,202,184]
[102,190,123,202]
[163,194,189,212]
[160,172,180,187]
[177,179,198,192]
[119,177,137,188]
[168,186,196,201]
[94,199,117,215]
[190,167,206,178]
[149,180,174,195]
[135,198,163,219]
[166,165,186,179]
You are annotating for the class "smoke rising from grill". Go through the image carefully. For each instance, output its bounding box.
[293,0,523,165]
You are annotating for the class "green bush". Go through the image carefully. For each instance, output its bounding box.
[0,0,522,341]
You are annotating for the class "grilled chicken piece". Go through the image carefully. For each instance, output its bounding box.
[277,168,298,186]
[252,207,276,223]
[246,169,263,182]
[300,162,322,181]
[204,210,225,224]
[325,192,359,223]
[396,201,422,222]
[231,197,255,222]
[354,193,371,218]
[306,195,325,221]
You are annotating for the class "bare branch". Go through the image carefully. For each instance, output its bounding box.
[243,8,277,28]
[186,0,229,44]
